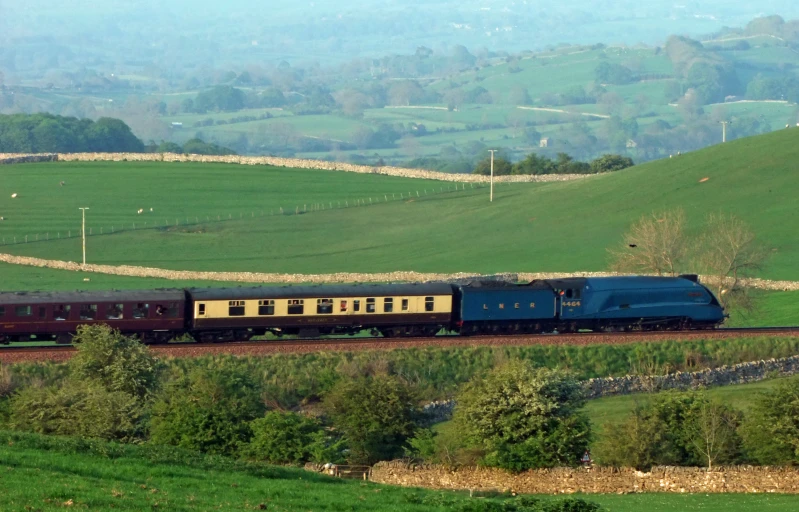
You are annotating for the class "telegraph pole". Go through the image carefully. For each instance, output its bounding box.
[719,121,731,143]
[79,207,89,266]
[488,150,496,202]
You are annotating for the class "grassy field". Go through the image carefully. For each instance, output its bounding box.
[584,377,791,435]
[2,431,799,512]
[2,129,799,283]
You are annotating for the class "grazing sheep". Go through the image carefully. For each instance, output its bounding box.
[11,193,17,198]
[137,208,144,214]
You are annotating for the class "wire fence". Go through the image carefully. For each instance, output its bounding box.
[0,182,490,247]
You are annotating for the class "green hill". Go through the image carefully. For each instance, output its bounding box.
[2,129,798,284]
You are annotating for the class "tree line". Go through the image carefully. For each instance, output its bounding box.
[473,152,634,176]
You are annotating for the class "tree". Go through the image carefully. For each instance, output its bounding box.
[149,367,264,456]
[594,62,634,85]
[693,213,768,312]
[589,154,634,173]
[509,86,532,106]
[473,155,512,176]
[454,362,591,471]
[742,377,799,465]
[7,325,158,441]
[596,392,741,469]
[243,411,344,465]
[323,375,419,464]
[69,324,162,400]
[609,209,688,276]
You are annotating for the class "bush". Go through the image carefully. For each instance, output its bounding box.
[742,377,799,465]
[69,324,162,400]
[324,374,419,464]
[243,411,344,464]
[8,381,143,441]
[454,362,591,471]
[595,391,742,469]
[149,367,264,456]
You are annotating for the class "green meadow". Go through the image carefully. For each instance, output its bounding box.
[2,431,799,512]
[2,129,798,279]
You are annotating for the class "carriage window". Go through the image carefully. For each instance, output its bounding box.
[288,299,304,315]
[39,306,47,319]
[54,305,70,320]
[133,303,149,319]
[198,303,206,316]
[425,297,434,312]
[15,305,32,317]
[317,298,333,314]
[366,298,376,313]
[353,300,361,312]
[106,303,124,320]
[258,300,274,316]
[0,306,4,317]
[228,300,245,316]
[384,298,393,313]
[79,304,97,320]
[401,299,409,311]
[340,300,348,312]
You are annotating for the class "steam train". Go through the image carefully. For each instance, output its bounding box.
[0,275,725,344]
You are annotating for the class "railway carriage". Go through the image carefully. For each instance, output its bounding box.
[0,289,186,344]
[186,283,455,341]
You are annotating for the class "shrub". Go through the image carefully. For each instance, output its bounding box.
[742,377,799,465]
[323,374,419,464]
[454,362,591,471]
[8,381,143,441]
[149,367,264,456]
[69,324,163,400]
[596,391,742,469]
[243,411,344,464]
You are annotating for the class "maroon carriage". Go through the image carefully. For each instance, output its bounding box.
[0,289,187,344]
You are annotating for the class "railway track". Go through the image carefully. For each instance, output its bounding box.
[2,327,799,364]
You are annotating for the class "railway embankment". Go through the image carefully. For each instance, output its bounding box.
[0,152,590,183]
[370,461,799,493]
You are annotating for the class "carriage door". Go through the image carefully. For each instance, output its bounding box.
[559,287,583,320]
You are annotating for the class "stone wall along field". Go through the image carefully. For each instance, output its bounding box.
[0,152,590,184]
[371,461,799,494]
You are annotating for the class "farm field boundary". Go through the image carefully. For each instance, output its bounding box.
[0,152,592,183]
[1,252,797,290]
[371,461,799,494]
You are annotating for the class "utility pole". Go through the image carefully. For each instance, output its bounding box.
[488,150,496,202]
[719,121,731,143]
[78,207,89,266]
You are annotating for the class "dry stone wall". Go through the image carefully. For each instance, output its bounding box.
[583,356,799,399]
[370,461,799,494]
[0,152,590,183]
